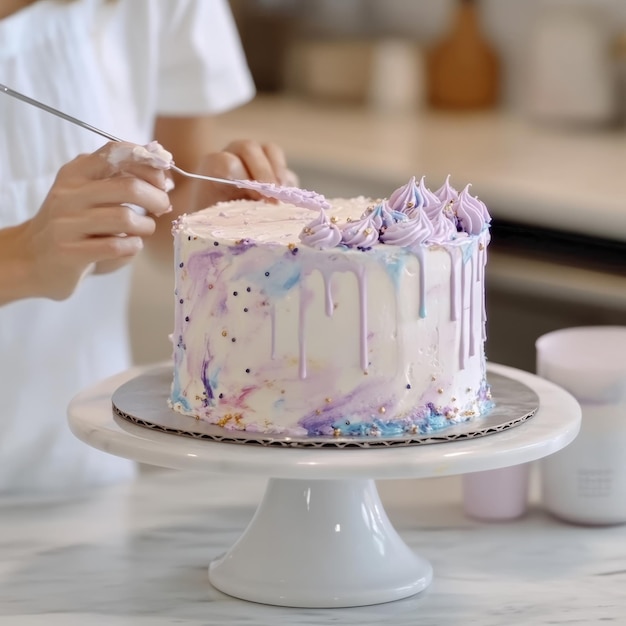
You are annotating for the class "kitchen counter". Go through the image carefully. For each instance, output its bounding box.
[212,95,626,242]
[1,466,625,625]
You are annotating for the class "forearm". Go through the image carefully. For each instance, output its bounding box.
[0,222,37,306]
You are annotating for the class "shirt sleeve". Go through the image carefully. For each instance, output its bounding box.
[155,0,256,116]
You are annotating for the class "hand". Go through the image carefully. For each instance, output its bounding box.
[188,139,299,213]
[21,141,172,300]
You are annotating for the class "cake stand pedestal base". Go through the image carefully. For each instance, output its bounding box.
[209,478,431,608]
[68,363,581,610]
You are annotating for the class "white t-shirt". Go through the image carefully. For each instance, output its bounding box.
[0,0,255,493]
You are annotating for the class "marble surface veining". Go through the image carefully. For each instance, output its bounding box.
[0,467,625,625]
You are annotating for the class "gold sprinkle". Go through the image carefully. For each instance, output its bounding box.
[479,243,485,251]
[437,388,444,394]
[316,409,321,415]
[333,428,342,438]
[217,414,233,427]
[379,406,386,414]
[363,370,369,376]
[303,227,312,235]
[410,425,418,434]
[407,201,415,208]
[462,410,476,417]
[221,330,228,337]
[325,397,332,403]
[330,216,338,224]
[288,242,296,250]
[235,239,244,245]
[346,217,353,223]
[364,228,372,235]
[451,397,457,402]
[431,375,437,382]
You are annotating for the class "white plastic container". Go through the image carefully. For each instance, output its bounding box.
[537,326,626,525]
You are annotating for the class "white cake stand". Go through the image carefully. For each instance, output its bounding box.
[68,362,580,609]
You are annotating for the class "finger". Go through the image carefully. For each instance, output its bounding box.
[63,176,172,217]
[261,142,290,185]
[224,139,278,183]
[68,235,144,263]
[72,205,156,238]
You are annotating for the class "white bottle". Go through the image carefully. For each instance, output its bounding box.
[525,0,617,126]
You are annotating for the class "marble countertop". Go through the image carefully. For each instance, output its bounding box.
[213,96,626,242]
[2,466,625,625]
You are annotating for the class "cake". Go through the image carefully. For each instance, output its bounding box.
[169,176,492,438]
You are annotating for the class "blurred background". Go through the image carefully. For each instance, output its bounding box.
[130,0,626,373]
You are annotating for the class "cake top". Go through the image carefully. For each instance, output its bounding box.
[174,176,491,249]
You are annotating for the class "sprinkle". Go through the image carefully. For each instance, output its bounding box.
[235,239,244,245]
[364,228,372,235]
[245,368,250,373]
[378,406,386,414]
[179,262,184,268]
[303,227,312,235]
[265,271,270,277]
[451,396,457,402]
[187,236,191,241]
[179,299,183,304]
[246,287,251,292]
[315,409,321,415]
[466,387,472,392]
[330,216,338,224]
[288,243,296,251]
[479,243,485,251]
[213,241,219,246]
[208,284,214,290]
[233,291,238,296]
[218,393,224,399]
[346,217,352,223]
[325,397,332,403]
[333,428,342,438]
[221,330,228,337]
[431,375,436,381]
[407,201,415,208]
[231,337,236,343]
[437,388,444,394]
[406,384,411,389]
[185,316,189,322]
[243,307,248,312]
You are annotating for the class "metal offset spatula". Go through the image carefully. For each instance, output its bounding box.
[0,83,330,211]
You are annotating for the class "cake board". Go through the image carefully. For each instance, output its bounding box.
[67,362,581,609]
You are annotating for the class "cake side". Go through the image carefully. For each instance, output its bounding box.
[169,177,492,437]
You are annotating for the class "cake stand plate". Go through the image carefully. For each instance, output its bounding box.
[111,368,539,448]
[68,363,581,608]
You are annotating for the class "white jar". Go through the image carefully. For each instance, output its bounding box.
[537,327,626,525]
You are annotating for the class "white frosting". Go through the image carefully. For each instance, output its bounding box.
[107,141,173,170]
[170,196,490,437]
